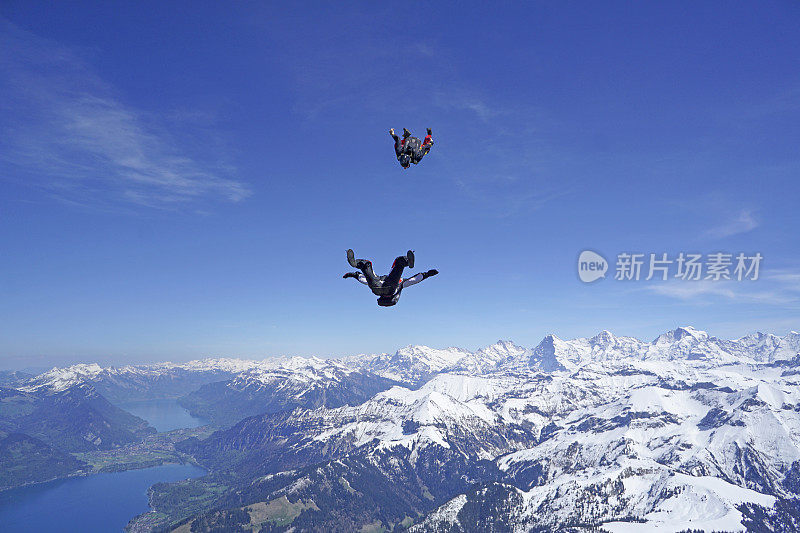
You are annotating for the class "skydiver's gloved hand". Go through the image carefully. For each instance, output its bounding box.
[343,272,359,279]
[422,269,439,279]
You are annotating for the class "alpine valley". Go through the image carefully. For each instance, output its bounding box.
[2,327,799,532]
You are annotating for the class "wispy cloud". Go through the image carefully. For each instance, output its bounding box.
[765,268,800,294]
[702,208,759,239]
[643,269,800,307]
[0,21,249,210]
[646,282,738,300]
[668,194,762,242]
[434,93,502,123]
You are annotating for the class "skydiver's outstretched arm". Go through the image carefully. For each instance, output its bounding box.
[343,272,370,285]
[401,269,439,288]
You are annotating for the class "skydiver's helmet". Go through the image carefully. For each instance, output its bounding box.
[377,294,399,307]
[399,153,411,168]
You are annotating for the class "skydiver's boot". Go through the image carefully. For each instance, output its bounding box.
[347,249,372,270]
[402,128,411,138]
[406,250,415,269]
[427,127,432,135]
[346,249,358,268]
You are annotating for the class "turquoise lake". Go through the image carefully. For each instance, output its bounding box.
[119,399,207,432]
[0,400,208,532]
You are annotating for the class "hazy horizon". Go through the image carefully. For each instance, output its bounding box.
[4,324,799,372]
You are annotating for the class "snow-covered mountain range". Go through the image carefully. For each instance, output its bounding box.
[24,326,800,393]
[9,327,800,531]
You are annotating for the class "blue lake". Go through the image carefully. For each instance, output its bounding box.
[0,400,209,532]
[0,463,206,532]
[119,399,208,432]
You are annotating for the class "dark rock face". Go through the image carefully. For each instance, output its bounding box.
[784,461,800,495]
[697,407,731,430]
[0,432,89,490]
[178,370,398,427]
[0,385,153,452]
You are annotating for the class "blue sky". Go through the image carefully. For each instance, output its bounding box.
[1,2,799,369]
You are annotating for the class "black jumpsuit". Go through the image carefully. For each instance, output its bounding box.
[391,133,412,168]
[348,255,428,306]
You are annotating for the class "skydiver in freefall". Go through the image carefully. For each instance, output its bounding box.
[389,128,434,169]
[343,249,439,306]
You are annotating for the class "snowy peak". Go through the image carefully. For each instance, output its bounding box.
[22,363,104,392]
[731,330,800,362]
[170,357,269,373]
[774,331,800,361]
[478,340,529,359]
[590,329,616,346]
[652,326,709,344]
[646,328,741,364]
[362,345,472,383]
[454,340,531,374]
[392,345,469,369]
[303,373,522,456]
[528,335,569,372]
[235,358,355,387]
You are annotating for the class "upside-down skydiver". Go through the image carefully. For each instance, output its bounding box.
[389,128,433,169]
[343,249,439,306]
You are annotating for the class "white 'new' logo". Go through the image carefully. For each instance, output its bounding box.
[578,250,608,283]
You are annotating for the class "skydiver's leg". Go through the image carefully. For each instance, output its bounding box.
[377,257,410,305]
[399,130,412,156]
[391,133,403,158]
[403,137,412,155]
[384,254,410,288]
[356,260,384,291]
